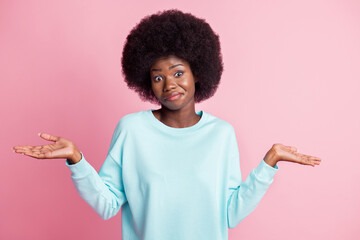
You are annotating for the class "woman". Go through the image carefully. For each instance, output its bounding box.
[12,9,321,240]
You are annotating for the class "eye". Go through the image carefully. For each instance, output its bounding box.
[174,71,184,77]
[153,76,162,82]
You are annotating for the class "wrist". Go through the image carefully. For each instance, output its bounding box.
[68,149,82,165]
[264,149,278,167]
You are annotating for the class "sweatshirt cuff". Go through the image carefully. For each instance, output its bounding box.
[65,152,92,178]
[253,158,279,182]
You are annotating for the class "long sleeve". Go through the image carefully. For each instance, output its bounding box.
[65,109,279,239]
[65,121,127,220]
[226,128,278,229]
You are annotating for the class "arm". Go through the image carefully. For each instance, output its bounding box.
[66,120,128,220]
[227,139,322,228]
[12,127,127,220]
[227,156,278,228]
[226,127,278,228]
[66,151,127,220]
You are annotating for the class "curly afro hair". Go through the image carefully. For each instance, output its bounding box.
[121,9,223,104]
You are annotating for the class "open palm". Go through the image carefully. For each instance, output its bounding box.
[13,133,76,160]
[264,143,322,167]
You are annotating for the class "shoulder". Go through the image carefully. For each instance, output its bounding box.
[115,110,148,132]
[204,111,236,134]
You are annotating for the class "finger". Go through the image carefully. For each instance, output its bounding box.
[14,148,33,154]
[31,145,47,151]
[22,151,43,159]
[310,161,320,167]
[14,145,48,152]
[13,146,36,153]
[308,159,320,165]
[300,156,312,165]
[13,145,35,150]
[22,150,51,159]
[311,157,322,164]
[301,155,322,166]
[18,145,47,152]
[15,144,50,153]
[24,149,42,154]
[33,145,54,152]
[306,155,322,162]
[39,133,59,142]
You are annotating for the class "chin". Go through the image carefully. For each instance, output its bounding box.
[161,104,182,111]
[163,101,194,112]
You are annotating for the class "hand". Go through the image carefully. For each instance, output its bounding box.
[264,143,322,167]
[12,133,82,164]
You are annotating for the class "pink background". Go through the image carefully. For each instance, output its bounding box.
[1,0,359,239]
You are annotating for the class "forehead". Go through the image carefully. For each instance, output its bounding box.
[151,55,189,69]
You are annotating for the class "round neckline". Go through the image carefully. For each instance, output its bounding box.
[147,109,206,134]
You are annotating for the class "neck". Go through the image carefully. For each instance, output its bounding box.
[155,104,201,128]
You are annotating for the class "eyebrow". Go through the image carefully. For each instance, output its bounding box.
[151,64,184,72]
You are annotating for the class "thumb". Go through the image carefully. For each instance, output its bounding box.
[38,133,59,142]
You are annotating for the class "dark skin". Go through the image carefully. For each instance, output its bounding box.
[12,55,322,168]
[150,55,201,128]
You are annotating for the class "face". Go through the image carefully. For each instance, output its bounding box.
[150,55,197,111]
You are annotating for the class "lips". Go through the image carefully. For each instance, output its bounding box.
[164,92,181,101]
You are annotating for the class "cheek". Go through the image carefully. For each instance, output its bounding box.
[151,84,160,98]
[180,78,195,92]
[151,83,166,101]
[183,81,195,94]
[151,82,160,92]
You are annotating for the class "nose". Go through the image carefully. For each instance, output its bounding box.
[163,77,177,92]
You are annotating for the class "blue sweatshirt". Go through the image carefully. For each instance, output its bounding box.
[66,109,278,240]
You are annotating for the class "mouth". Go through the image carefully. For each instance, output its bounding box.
[164,92,181,101]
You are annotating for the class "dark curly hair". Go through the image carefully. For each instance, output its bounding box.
[121,9,223,104]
